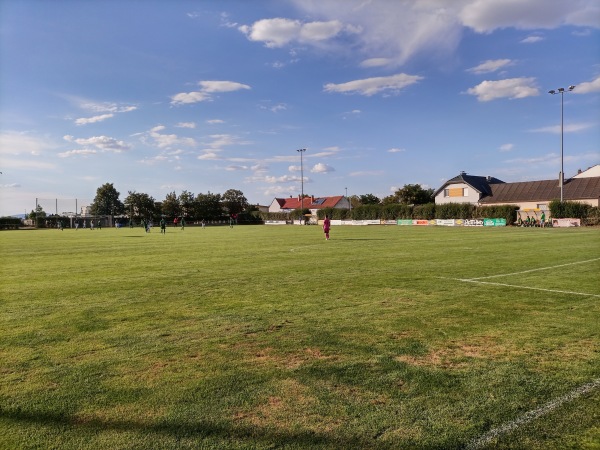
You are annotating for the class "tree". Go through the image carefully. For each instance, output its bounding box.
[124,191,157,219]
[194,192,223,220]
[359,193,381,205]
[90,183,124,216]
[222,189,248,216]
[161,191,180,218]
[387,184,433,205]
[178,190,195,218]
[28,205,46,220]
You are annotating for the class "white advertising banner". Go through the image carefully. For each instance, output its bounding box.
[552,218,580,227]
[436,219,456,226]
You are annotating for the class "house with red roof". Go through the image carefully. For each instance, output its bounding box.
[268,195,350,220]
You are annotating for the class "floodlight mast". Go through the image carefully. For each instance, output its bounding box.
[296,148,306,222]
[548,85,575,202]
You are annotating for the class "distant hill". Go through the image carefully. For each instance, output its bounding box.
[3,214,26,219]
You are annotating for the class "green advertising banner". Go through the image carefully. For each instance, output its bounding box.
[397,219,413,225]
[483,218,507,226]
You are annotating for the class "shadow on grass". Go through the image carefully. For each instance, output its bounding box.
[0,407,373,448]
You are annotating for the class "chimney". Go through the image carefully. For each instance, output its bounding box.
[486,176,491,182]
[298,194,302,201]
[311,195,315,202]
[460,171,466,175]
[577,169,582,174]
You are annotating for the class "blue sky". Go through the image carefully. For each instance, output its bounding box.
[1,0,599,216]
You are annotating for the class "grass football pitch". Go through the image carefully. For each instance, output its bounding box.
[1,224,599,449]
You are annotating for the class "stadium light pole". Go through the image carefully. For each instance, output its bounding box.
[548,85,575,202]
[297,148,306,223]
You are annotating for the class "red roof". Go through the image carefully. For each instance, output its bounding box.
[276,195,345,210]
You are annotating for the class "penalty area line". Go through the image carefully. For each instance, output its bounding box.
[466,379,600,449]
[438,277,600,298]
[469,257,600,281]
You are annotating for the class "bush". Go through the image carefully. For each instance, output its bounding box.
[549,200,592,219]
[582,206,599,226]
[474,205,518,224]
[413,203,436,220]
[0,217,22,229]
[435,203,473,219]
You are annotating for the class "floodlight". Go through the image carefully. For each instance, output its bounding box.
[568,85,576,91]
[548,90,556,94]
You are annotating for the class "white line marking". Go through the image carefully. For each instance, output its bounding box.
[466,379,600,449]
[469,257,600,280]
[456,279,600,298]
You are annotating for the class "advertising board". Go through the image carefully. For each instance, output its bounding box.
[552,218,580,227]
[483,218,507,226]
[463,219,484,227]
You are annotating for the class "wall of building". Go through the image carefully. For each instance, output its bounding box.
[435,183,481,205]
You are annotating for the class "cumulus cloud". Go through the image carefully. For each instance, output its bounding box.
[325,73,422,96]
[265,174,302,183]
[239,18,348,48]
[207,119,225,124]
[467,59,514,74]
[466,77,539,101]
[147,126,196,149]
[171,81,250,105]
[311,163,334,173]
[499,143,514,152]
[388,148,406,153]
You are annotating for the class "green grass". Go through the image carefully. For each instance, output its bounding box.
[1,225,599,449]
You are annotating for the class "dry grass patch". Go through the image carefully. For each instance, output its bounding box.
[233,378,344,433]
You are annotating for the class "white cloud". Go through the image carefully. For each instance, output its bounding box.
[499,143,514,152]
[573,76,600,94]
[325,73,423,96]
[265,174,301,183]
[458,0,600,33]
[81,101,137,114]
[63,135,131,152]
[360,58,392,68]
[521,34,544,43]
[148,126,196,149]
[285,1,599,67]
[170,91,212,105]
[239,18,346,48]
[75,113,114,125]
[176,122,196,128]
[529,122,594,134]
[199,80,251,93]
[57,149,97,158]
[226,165,249,171]
[311,163,334,173]
[467,59,514,74]
[206,119,225,124]
[171,81,250,105]
[466,77,539,101]
[388,148,406,153]
[197,152,220,160]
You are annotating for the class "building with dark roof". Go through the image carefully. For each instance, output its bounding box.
[435,168,600,212]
